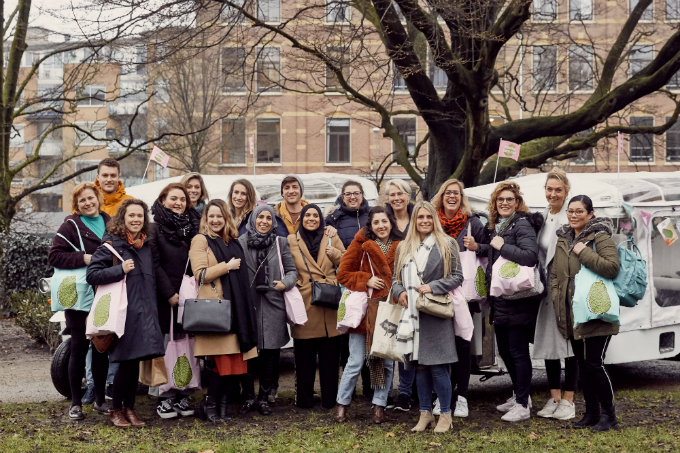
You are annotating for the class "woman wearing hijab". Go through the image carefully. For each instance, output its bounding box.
[288,204,346,409]
[238,205,298,416]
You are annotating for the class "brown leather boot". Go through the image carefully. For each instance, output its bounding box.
[373,405,386,424]
[123,408,146,427]
[109,409,131,428]
[334,404,348,423]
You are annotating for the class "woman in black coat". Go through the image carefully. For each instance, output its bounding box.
[468,181,542,423]
[48,182,111,420]
[86,199,165,428]
[149,183,201,419]
[325,180,370,249]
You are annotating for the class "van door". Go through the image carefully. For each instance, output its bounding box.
[649,210,680,328]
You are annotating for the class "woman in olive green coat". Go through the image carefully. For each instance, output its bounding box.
[550,195,620,433]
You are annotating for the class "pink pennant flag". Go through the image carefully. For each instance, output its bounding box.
[617,132,624,154]
[498,140,520,161]
[248,136,254,156]
[150,145,170,168]
[640,210,652,229]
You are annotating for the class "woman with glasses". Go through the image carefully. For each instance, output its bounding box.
[326,180,371,249]
[466,182,543,422]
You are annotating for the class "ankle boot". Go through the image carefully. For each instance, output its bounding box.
[411,411,436,432]
[434,412,453,433]
[591,405,618,432]
[372,405,385,424]
[573,402,601,429]
[201,395,220,423]
[334,404,348,423]
[219,394,231,421]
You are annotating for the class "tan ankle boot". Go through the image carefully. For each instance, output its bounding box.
[411,411,436,432]
[434,412,453,433]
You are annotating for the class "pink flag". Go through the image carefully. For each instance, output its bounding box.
[150,146,170,168]
[640,210,652,229]
[617,132,624,154]
[498,140,520,161]
[248,136,254,156]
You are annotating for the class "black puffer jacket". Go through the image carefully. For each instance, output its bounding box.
[477,212,543,326]
[325,197,370,249]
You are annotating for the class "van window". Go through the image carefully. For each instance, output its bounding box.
[651,214,680,307]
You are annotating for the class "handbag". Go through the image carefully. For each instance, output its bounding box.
[489,256,536,298]
[177,258,197,324]
[503,265,547,302]
[275,237,308,326]
[336,252,373,333]
[139,357,168,387]
[297,233,342,309]
[369,299,404,362]
[413,261,454,318]
[460,250,488,303]
[50,219,95,313]
[86,243,128,339]
[160,308,201,393]
[365,296,384,353]
[613,238,648,308]
[450,287,474,341]
[182,268,233,334]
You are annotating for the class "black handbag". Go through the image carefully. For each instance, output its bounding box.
[298,235,342,309]
[182,269,233,333]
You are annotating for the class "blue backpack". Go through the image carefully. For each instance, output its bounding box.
[613,238,648,308]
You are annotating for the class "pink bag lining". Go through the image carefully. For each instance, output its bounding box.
[276,237,308,326]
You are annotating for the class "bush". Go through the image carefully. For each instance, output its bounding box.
[9,291,61,352]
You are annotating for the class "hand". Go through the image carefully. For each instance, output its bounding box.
[273,280,286,291]
[122,259,135,274]
[398,291,408,308]
[573,242,587,255]
[326,245,335,256]
[367,276,385,290]
[490,236,505,251]
[83,254,92,265]
[226,257,241,271]
[168,293,179,306]
[417,284,432,295]
[325,226,337,238]
[462,236,478,251]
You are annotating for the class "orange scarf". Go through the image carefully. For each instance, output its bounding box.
[126,230,147,249]
[437,207,467,239]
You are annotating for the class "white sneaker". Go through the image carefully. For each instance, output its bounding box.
[552,399,576,420]
[496,394,516,412]
[432,398,441,416]
[501,402,531,422]
[454,396,468,418]
[537,398,560,418]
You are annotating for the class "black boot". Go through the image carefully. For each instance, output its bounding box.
[591,405,618,432]
[257,394,272,416]
[219,394,232,421]
[573,402,600,429]
[200,395,220,423]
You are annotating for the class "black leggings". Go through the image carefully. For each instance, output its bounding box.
[545,357,579,392]
[112,359,141,410]
[207,370,239,400]
[65,310,108,407]
[495,324,533,407]
[571,336,614,409]
[450,336,471,400]
[241,348,281,402]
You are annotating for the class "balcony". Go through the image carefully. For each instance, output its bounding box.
[107,138,146,154]
[25,139,63,156]
[108,100,148,117]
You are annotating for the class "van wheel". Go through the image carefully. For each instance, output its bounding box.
[51,338,72,399]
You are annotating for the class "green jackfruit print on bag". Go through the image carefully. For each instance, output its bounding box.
[50,219,95,313]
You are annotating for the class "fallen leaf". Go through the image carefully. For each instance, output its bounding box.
[198,451,215,453]
[587,442,592,446]
[529,432,539,440]
[429,442,441,446]
[386,432,395,437]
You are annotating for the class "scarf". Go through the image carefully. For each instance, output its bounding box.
[205,235,258,353]
[298,204,325,261]
[437,207,467,239]
[495,212,516,233]
[151,199,200,246]
[396,233,435,363]
[557,215,615,251]
[126,230,146,249]
[246,205,278,293]
[374,238,393,255]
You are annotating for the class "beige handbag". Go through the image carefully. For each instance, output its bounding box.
[414,263,454,318]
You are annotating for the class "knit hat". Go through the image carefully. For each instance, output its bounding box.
[280,174,305,196]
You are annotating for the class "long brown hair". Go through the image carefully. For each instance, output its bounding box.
[487,181,530,230]
[107,199,151,239]
[180,172,210,205]
[228,179,257,225]
[199,199,238,242]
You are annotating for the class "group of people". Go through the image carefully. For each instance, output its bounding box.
[49,161,621,433]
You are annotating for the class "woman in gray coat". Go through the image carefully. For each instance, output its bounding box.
[238,204,297,415]
[392,201,463,434]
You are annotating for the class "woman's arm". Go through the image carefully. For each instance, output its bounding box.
[578,234,620,279]
[150,238,175,301]
[278,238,298,291]
[189,235,230,283]
[47,223,86,270]
[499,219,539,267]
[328,235,346,266]
[428,244,464,295]
[336,239,372,292]
[86,244,125,286]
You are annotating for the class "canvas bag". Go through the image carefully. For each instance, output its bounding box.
[139,357,168,387]
[50,219,95,313]
[159,309,201,393]
[489,256,536,298]
[86,243,128,339]
[572,236,621,327]
[336,253,373,334]
[450,286,474,341]
[276,237,308,326]
[177,258,197,324]
[613,238,648,308]
[460,250,488,303]
[369,299,404,362]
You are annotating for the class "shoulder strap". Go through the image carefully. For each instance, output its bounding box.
[66,218,85,252]
[56,233,80,253]
[296,232,314,283]
[276,236,285,276]
[103,242,124,266]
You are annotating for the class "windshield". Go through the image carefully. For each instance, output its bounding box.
[256,180,339,204]
[604,179,662,203]
[641,178,680,202]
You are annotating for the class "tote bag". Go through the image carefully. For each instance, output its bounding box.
[369,300,404,362]
[159,309,201,393]
[86,243,128,339]
[613,238,648,308]
[450,286,474,341]
[276,237,308,326]
[489,256,535,298]
[50,219,95,313]
[139,357,168,387]
[337,253,373,333]
[460,250,488,303]
[177,258,197,324]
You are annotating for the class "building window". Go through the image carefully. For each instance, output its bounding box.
[119,45,147,75]
[570,0,592,20]
[629,45,653,78]
[154,43,169,64]
[154,162,169,181]
[74,160,99,184]
[429,58,448,91]
[112,152,148,188]
[393,63,406,90]
[569,45,593,91]
[667,0,680,19]
[75,121,107,147]
[629,116,654,161]
[154,80,170,104]
[36,156,62,180]
[533,46,557,91]
[573,128,594,163]
[666,117,680,161]
[222,0,246,23]
[533,0,557,21]
[120,80,147,102]
[39,54,63,79]
[154,118,169,144]
[31,194,62,212]
[37,120,63,142]
[326,46,350,89]
[222,118,246,164]
[326,118,350,163]
[76,84,106,107]
[258,0,280,22]
[257,118,281,163]
[667,70,680,90]
[222,47,246,92]
[10,124,24,148]
[257,48,281,93]
[631,0,653,20]
[392,117,416,155]
[327,0,350,22]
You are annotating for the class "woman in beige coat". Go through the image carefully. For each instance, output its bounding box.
[288,204,346,408]
[189,199,258,423]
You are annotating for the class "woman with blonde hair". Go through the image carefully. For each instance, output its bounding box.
[392,201,463,434]
[180,172,210,214]
[466,182,543,422]
[385,179,413,236]
[228,179,288,237]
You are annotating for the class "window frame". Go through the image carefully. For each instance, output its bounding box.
[532,0,557,22]
[629,116,655,162]
[629,44,654,78]
[256,47,281,93]
[325,45,350,90]
[9,124,25,148]
[221,46,247,94]
[568,45,594,92]
[570,0,593,20]
[76,84,106,107]
[631,0,654,21]
[256,117,282,165]
[325,117,351,164]
[393,62,407,91]
[74,121,108,147]
[154,118,170,144]
[257,0,281,23]
[665,116,680,161]
[221,117,247,165]
[326,0,351,24]
[667,0,680,20]
[222,0,247,24]
[391,116,417,156]
[532,45,558,92]
[428,55,448,92]
[154,80,170,104]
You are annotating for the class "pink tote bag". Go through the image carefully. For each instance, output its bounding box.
[460,250,488,303]
[177,258,197,324]
[337,253,373,334]
[450,286,474,341]
[276,237,308,326]
[489,256,535,298]
[86,243,128,339]
[159,309,201,393]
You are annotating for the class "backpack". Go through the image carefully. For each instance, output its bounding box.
[612,238,648,308]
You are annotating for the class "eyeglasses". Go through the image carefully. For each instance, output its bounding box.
[496,197,516,204]
[444,191,460,197]
[343,192,362,198]
[567,210,586,216]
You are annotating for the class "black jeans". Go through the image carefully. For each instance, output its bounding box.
[64,310,108,407]
[545,357,579,392]
[242,348,281,402]
[450,336,471,400]
[495,324,533,407]
[571,335,614,409]
[294,336,341,409]
[112,359,141,410]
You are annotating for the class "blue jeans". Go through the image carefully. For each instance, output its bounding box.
[416,364,452,414]
[398,362,416,397]
[86,343,119,385]
[336,334,394,407]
